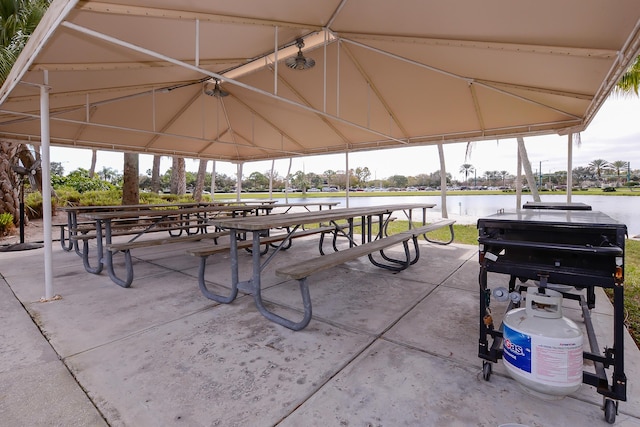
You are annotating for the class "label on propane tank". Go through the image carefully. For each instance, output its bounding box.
[503,324,532,373]
[531,338,583,385]
[504,324,582,386]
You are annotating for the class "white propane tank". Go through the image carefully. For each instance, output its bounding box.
[502,288,583,399]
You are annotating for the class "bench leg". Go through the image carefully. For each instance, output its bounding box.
[247,232,313,330]
[197,256,239,303]
[318,231,327,255]
[106,249,134,288]
[367,240,414,272]
[423,224,455,245]
[253,277,313,331]
[59,226,74,251]
[81,239,103,275]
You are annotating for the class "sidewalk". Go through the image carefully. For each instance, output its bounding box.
[1,234,639,426]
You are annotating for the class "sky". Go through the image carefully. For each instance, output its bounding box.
[49,96,640,182]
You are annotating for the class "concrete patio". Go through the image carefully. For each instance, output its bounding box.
[1,232,639,426]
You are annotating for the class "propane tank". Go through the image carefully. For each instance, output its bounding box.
[502,288,583,399]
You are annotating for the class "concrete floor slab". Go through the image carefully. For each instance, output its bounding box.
[65,299,373,426]
[25,270,220,357]
[0,360,107,427]
[2,236,638,426]
[0,277,59,372]
[264,266,437,334]
[280,339,639,427]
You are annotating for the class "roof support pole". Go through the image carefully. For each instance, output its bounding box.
[516,142,523,210]
[323,28,327,112]
[269,160,275,199]
[285,157,292,203]
[236,162,243,202]
[345,151,350,207]
[40,71,54,300]
[567,133,573,202]
[211,160,216,197]
[336,40,340,117]
[437,144,448,219]
[517,137,541,202]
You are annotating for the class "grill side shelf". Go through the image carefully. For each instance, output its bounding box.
[478,237,623,256]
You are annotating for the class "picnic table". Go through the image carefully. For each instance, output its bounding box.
[57,200,279,251]
[77,204,274,287]
[189,203,455,330]
[58,202,208,252]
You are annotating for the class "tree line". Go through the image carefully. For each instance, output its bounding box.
[459,159,638,188]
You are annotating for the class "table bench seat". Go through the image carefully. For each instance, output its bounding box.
[276,220,454,281]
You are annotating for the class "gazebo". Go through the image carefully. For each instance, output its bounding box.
[1,0,640,297]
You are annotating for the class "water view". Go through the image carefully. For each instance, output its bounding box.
[282,194,640,237]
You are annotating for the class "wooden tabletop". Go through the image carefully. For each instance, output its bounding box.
[83,205,262,220]
[211,204,435,231]
[59,202,206,213]
[271,202,341,209]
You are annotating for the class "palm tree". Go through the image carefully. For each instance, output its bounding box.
[0,0,49,222]
[610,160,629,184]
[89,149,97,178]
[588,159,611,182]
[122,153,139,205]
[499,170,509,187]
[459,163,475,185]
[613,55,640,96]
[192,159,208,202]
[0,0,48,81]
[170,156,186,194]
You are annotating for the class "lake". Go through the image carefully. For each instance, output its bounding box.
[280,193,640,237]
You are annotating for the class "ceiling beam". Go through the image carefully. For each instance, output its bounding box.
[31,58,247,72]
[340,43,409,139]
[75,1,322,31]
[338,32,618,59]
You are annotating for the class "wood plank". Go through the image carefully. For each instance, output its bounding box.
[187,226,335,258]
[275,233,409,280]
[210,204,434,231]
[401,220,456,237]
[108,231,229,251]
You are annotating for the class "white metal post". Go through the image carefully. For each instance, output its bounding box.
[567,133,573,202]
[345,151,350,207]
[437,144,448,218]
[40,71,54,300]
[516,142,522,210]
[211,160,216,197]
[269,159,275,199]
[285,158,292,203]
[236,162,243,202]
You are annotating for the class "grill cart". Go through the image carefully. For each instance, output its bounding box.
[477,209,627,424]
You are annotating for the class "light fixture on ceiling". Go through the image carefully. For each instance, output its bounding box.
[204,79,229,98]
[285,38,316,70]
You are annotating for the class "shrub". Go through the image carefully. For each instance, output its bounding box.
[25,192,44,219]
[0,212,15,236]
[52,173,115,193]
[602,187,617,192]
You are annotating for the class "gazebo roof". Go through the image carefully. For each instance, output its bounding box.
[1,0,640,162]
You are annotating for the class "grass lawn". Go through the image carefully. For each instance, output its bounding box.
[387,221,640,350]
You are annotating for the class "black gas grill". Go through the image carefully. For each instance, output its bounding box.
[477,209,627,424]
